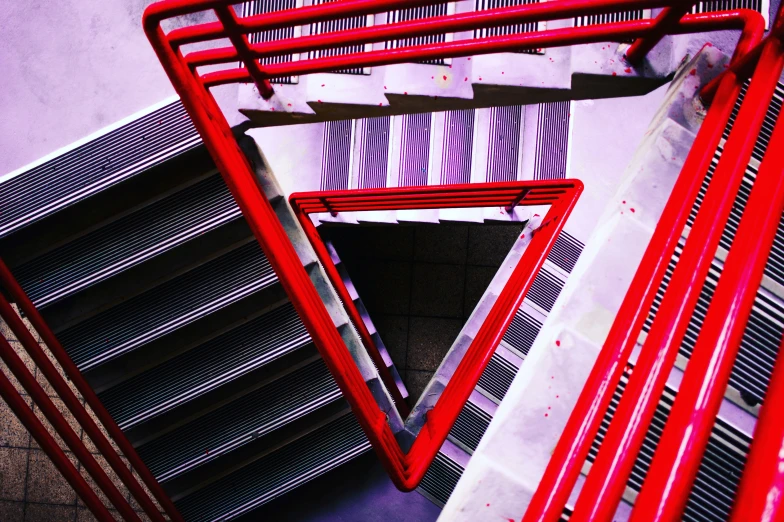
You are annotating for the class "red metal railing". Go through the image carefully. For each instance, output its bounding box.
[526,6,784,522]
[1,0,780,518]
[290,181,581,479]
[137,0,772,496]
[0,260,182,521]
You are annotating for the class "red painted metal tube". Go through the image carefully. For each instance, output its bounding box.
[729,336,784,522]
[521,66,752,522]
[0,334,141,521]
[185,0,667,68]
[629,37,784,522]
[626,1,698,64]
[199,11,761,88]
[0,259,184,522]
[0,293,166,522]
[569,35,784,522]
[212,6,274,98]
[166,0,448,47]
[0,368,113,522]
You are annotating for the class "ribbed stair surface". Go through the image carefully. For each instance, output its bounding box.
[13,174,240,307]
[0,100,200,238]
[136,359,341,482]
[477,353,518,403]
[98,302,309,430]
[56,241,276,370]
[175,413,371,522]
[448,401,492,453]
[417,453,465,507]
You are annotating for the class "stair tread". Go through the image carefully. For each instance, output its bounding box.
[137,359,340,482]
[14,174,240,307]
[175,413,370,522]
[99,302,309,429]
[57,241,276,370]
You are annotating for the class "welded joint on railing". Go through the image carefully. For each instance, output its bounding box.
[320,197,338,217]
[505,189,529,213]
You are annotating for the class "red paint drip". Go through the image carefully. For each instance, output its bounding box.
[544,413,549,417]
[287,103,292,107]
[624,67,631,73]
[689,69,697,76]
[555,340,561,346]
[630,208,636,213]
[443,75,448,80]
[622,200,626,204]
[612,72,617,76]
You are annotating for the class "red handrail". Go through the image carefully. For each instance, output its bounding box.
[291,181,579,442]
[140,0,771,493]
[0,260,184,522]
[629,37,784,520]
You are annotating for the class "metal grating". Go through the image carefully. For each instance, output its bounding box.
[243,0,300,84]
[0,100,201,239]
[321,120,353,190]
[534,101,571,181]
[14,174,238,308]
[477,353,518,402]
[417,452,465,506]
[175,413,371,522]
[574,9,648,42]
[487,105,523,182]
[357,116,391,189]
[527,268,564,312]
[441,109,475,185]
[399,113,432,187]
[691,0,768,28]
[548,231,584,274]
[474,0,543,55]
[503,309,543,357]
[308,0,370,75]
[448,401,492,452]
[57,241,277,370]
[587,366,750,521]
[386,4,450,65]
[98,302,309,429]
[136,359,341,482]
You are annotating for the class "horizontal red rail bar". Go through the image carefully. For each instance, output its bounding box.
[185,0,668,68]
[200,11,760,88]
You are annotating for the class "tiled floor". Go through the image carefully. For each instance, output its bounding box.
[325,222,523,403]
[0,314,163,521]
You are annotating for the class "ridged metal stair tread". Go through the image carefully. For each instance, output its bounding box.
[417,452,464,507]
[588,368,750,521]
[175,413,370,522]
[14,174,240,307]
[477,353,517,402]
[137,359,340,482]
[527,268,564,312]
[547,230,584,274]
[98,302,308,429]
[503,308,542,357]
[0,100,200,238]
[448,401,492,452]
[58,241,276,370]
